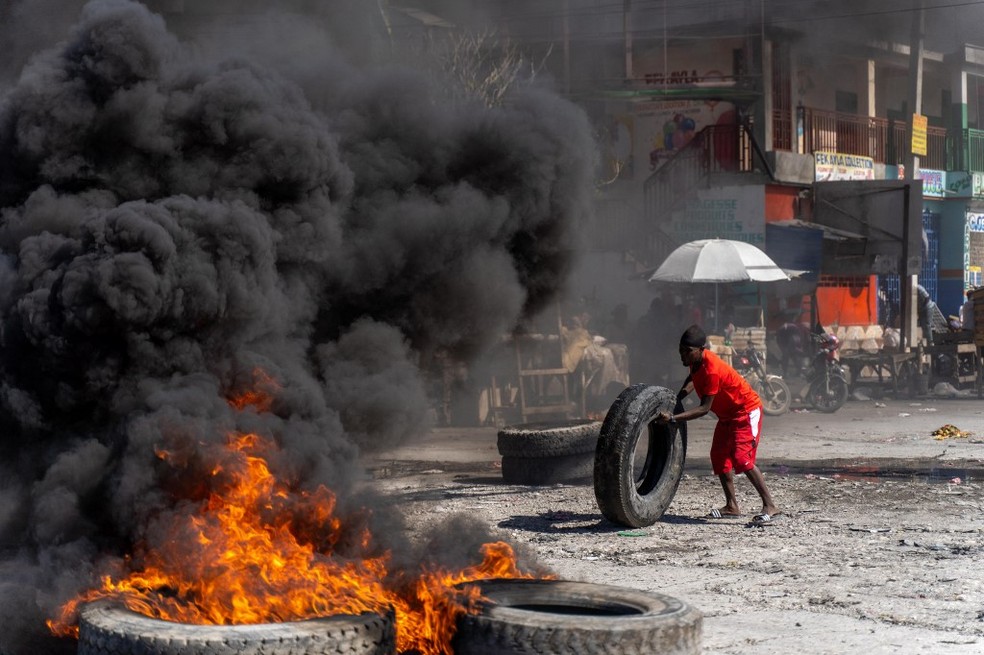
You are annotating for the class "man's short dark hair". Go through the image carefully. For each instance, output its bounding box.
[680,324,706,349]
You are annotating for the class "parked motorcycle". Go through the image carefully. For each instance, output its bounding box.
[802,332,849,412]
[732,343,791,416]
[776,324,850,412]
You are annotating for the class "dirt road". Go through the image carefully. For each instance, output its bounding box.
[367,396,984,654]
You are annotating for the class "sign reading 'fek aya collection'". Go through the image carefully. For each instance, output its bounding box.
[814,152,875,181]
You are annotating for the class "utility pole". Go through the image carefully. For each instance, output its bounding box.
[624,0,633,80]
[902,0,924,353]
[563,0,571,95]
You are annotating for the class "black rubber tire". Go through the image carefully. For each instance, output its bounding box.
[500,453,593,485]
[807,374,848,413]
[451,579,702,655]
[756,375,791,416]
[77,601,396,655]
[497,420,603,458]
[592,384,687,528]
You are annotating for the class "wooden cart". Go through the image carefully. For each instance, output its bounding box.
[839,351,921,397]
[973,288,984,397]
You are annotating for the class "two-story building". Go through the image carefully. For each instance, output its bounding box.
[383,0,984,338]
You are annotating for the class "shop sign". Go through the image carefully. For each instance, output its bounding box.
[946,171,973,197]
[919,169,944,197]
[967,212,984,233]
[974,172,984,197]
[814,151,874,181]
[911,113,928,156]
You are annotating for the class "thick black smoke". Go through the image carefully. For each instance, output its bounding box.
[0,1,596,652]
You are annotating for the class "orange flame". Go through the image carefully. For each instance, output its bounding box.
[47,382,547,654]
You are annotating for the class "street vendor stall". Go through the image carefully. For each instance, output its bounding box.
[974,287,984,397]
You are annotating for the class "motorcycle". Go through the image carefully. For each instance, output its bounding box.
[802,332,849,412]
[732,343,791,416]
[776,324,850,412]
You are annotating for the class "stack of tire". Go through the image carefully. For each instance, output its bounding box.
[496,419,603,485]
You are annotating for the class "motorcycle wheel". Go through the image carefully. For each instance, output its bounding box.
[756,376,791,416]
[807,374,848,413]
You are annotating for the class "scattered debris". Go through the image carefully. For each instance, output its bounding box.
[932,424,973,440]
[617,530,648,537]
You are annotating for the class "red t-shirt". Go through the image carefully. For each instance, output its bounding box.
[690,350,761,420]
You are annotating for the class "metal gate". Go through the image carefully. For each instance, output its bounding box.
[878,210,940,325]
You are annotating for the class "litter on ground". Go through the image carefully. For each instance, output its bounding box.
[932,424,973,440]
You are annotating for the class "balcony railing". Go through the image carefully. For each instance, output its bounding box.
[961,128,984,172]
[798,107,947,170]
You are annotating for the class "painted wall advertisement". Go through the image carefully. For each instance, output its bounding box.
[814,152,875,181]
[628,98,734,176]
[669,186,766,245]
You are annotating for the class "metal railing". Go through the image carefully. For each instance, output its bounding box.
[962,128,984,172]
[641,123,751,264]
[799,107,946,170]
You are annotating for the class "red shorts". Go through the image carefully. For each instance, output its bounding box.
[710,407,762,475]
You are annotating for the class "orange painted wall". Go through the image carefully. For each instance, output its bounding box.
[765,186,799,222]
[815,277,878,326]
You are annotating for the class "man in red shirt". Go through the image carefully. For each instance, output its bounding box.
[656,324,781,524]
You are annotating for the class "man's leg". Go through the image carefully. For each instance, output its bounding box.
[717,472,741,515]
[744,465,780,517]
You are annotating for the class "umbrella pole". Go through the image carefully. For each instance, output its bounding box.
[714,284,719,333]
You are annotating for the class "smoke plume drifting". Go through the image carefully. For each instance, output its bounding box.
[0,1,596,652]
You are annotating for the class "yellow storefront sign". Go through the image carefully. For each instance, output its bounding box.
[911,113,927,157]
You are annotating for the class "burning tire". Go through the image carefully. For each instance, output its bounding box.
[451,579,702,654]
[593,385,687,528]
[77,601,396,655]
[497,420,602,485]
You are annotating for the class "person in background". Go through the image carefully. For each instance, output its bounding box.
[604,303,632,345]
[960,289,976,332]
[630,293,675,386]
[916,284,937,346]
[656,324,781,525]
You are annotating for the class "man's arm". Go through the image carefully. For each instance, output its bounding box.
[658,393,712,424]
[676,375,694,402]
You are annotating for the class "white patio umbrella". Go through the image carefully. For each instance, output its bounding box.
[648,238,796,331]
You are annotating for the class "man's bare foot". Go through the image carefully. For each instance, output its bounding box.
[707,506,742,519]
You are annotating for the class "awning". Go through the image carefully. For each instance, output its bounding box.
[768,218,868,242]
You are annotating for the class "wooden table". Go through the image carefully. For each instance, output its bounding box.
[839,351,921,396]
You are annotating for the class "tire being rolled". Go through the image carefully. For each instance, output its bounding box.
[593,384,687,528]
[451,579,702,655]
[77,601,396,655]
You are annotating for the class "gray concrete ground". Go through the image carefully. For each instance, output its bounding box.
[365,395,984,655]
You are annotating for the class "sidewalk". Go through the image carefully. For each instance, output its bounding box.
[371,396,984,474]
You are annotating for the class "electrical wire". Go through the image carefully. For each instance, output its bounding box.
[474,0,984,40]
